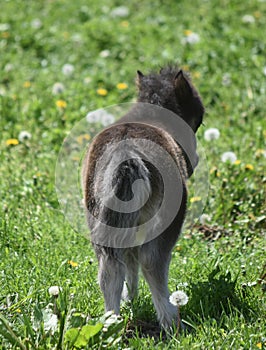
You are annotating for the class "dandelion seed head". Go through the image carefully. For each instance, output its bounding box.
[110,6,129,18]
[4,63,13,72]
[100,49,110,58]
[204,128,220,141]
[182,31,200,45]
[48,285,61,296]
[31,18,42,29]
[221,151,237,164]
[222,73,231,86]
[200,213,211,225]
[62,63,74,76]
[169,290,189,306]
[86,111,102,123]
[242,15,255,23]
[52,82,65,95]
[18,131,32,142]
[84,76,92,84]
[44,313,58,333]
[0,23,10,32]
[101,112,115,126]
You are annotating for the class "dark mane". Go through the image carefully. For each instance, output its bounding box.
[135,63,203,132]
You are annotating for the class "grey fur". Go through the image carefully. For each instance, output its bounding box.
[83,65,204,329]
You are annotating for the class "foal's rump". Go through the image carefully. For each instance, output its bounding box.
[83,122,186,248]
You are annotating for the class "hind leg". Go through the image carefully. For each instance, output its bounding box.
[96,247,125,314]
[139,240,178,328]
[122,248,139,301]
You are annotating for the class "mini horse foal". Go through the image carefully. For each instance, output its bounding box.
[83,65,204,328]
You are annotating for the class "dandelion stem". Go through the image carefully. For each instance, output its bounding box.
[176,307,180,337]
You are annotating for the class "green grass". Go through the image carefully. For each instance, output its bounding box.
[0,0,265,348]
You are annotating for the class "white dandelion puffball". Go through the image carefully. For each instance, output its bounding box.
[221,151,237,164]
[48,286,61,296]
[86,111,102,123]
[182,32,200,45]
[44,313,58,333]
[31,19,42,29]
[62,63,74,76]
[204,128,220,141]
[100,49,111,58]
[222,73,231,86]
[200,213,211,225]
[101,112,115,126]
[18,131,32,142]
[242,15,255,24]
[110,6,129,18]
[169,290,189,306]
[4,63,13,72]
[52,82,65,95]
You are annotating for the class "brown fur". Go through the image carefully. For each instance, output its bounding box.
[82,64,204,328]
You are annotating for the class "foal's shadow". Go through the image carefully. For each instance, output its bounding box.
[185,266,254,326]
[125,266,256,339]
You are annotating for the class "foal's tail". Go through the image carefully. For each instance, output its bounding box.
[90,143,153,248]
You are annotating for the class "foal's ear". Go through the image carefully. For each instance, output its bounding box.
[136,70,145,87]
[174,70,193,99]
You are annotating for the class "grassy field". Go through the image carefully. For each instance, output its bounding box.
[0,0,266,348]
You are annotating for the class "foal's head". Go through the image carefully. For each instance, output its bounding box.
[136,65,204,132]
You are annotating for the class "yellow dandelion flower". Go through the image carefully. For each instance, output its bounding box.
[182,65,190,71]
[254,11,261,18]
[56,100,67,108]
[256,343,262,350]
[184,30,193,36]
[23,81,31,88]
[255,149,266,157]
[192,71,201,79]
[6,138,19,146]
[2,32,10,39]
[15,308,21,313]
[190,196,202,203]
[63,31,70,39]
[117,83,128,90]
[68,260,78,267]
[97,88,108,96]
[221,102,228,111]
[76,134,91,144]
[248,213,256,221]
[245,164,254,171]
[210,167,221,177]
[234,159,241,165]
[121,20,129,27]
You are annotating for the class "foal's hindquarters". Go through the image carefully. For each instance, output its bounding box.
[83,123,188,329]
